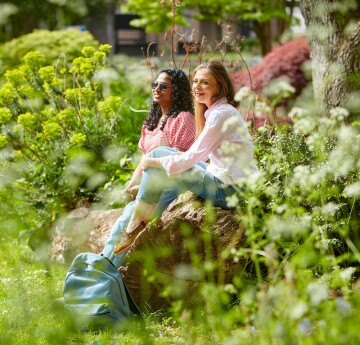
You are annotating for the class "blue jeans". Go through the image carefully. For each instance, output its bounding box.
[137,146,236,210]
[102,149,181,267]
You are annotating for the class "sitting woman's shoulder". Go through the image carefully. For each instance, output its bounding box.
[208,104,240,123]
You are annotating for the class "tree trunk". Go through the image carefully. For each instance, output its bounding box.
[253,21,273,56]
[300,0,360,117]
[86,1,116,52]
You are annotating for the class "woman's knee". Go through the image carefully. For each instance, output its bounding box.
[148,146,176,158]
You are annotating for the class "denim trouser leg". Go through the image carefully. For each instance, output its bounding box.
[137,147,236,210]
[102,187,179,267]
[102,200,136,267]
[102,186,180,267]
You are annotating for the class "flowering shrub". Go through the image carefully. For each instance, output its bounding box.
[0,44,145,235]
[231,37,310,96]
[141,98,359,343]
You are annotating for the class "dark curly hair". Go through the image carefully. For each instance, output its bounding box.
[144,68,194,131]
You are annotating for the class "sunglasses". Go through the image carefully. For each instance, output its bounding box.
[151,81,171,91]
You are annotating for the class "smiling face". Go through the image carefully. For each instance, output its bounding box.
[152,72,172,110]
[192,68,220,108]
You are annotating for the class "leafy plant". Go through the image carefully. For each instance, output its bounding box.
[0,29,99,77]
[0,43,146,237]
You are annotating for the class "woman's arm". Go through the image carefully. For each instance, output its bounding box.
[159,111,230,176]
[141,155,164,170]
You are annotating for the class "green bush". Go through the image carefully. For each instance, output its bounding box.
[0,44,147,237]
[0,29,99,77]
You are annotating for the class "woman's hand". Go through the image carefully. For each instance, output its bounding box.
[124,184,139,200]
[141,156,163,171]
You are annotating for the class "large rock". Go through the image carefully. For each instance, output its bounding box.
[51,207,123,263]
[121,192,245,310]
[51,192,245,310]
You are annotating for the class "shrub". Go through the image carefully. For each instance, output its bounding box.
[0,29,99,77]
[231,37,310,96]
[0,43,145,236]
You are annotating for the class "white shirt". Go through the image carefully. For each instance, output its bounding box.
[159,97,259,184]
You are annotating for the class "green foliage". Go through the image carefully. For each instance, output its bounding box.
[0,43,147,236]
[123,0,188,33]
[115,86,360,344]
[125,0,294,32]
[0,9,359,343]
[0,29,99,77]
[0,0,110,43]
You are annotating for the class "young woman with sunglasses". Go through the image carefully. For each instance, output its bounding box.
[114,61,259,255]
[102,68,195,266]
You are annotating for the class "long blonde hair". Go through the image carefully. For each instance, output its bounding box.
[192,61,238,138]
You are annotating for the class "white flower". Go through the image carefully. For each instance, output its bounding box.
[306,133,319,151]
[288,107,310,120]
[234,86,252,102]
[329,107,349,121]
[254,101,272,117]
[294,117,317,135]
[267,215,312,240]
[290,301,308,319]
[291,165,311,188]
[321,202,340,216]
[344,182,360,198]
[307,282,328,305]
[340,267,356,281]
[264,77,295,100]
[221,116,240,132]
[226,194,239,208]
[93,68,119,83]
[277,80,296,94]
[336,297,352,314]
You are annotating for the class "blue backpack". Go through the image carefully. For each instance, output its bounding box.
[63,252,141,331]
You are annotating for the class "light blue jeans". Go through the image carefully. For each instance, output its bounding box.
[102,160,180,267]
[137,146,236,210]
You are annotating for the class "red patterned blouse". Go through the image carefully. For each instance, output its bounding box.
[138,111,195,154]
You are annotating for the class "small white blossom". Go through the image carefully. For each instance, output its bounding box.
[288,107,310,120]
[263,78,295,102]
[234,86,252,102]
[344,182,360,198]
[226,194,239,208]
[329,107,349,122]
[290,301,308,320]
[340,267,356,281]
[306,133,320,151]
[254,101,272,118]
[336,297,352,314]
[294,117,317,135]
[291,165,311,188]
[221,116,240,133]
[321,202,340,216]
[298,318,312,335]
[267,215,312,240]
[307,282,328,305]
[93,68,119,83]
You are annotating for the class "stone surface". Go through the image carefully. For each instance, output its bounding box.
[51,207,123,263]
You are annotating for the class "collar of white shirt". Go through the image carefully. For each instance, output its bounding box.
[204,97,228,119]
